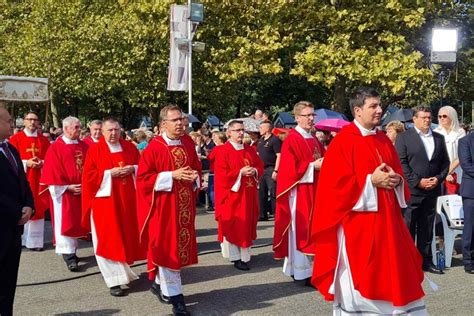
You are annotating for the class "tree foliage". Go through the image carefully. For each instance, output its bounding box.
[1,0,472,125]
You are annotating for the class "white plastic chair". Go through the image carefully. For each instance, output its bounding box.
[431,194,464,268]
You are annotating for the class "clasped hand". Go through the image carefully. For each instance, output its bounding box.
[172,166,199,182]
[110,165,135,178]
[371,163,401,190]
[26,157,43,169]
[418,177,438,190]
[240,166,256,177]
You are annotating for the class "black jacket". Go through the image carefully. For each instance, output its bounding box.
[0,142,34,226]
[395,128,450,196]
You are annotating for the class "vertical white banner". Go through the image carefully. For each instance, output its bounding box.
[167,5,198,91]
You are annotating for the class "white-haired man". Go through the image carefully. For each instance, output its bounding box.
[41,116,88,271]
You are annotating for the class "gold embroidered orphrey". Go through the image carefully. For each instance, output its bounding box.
[74,150,84,171]
[171,146,192,265]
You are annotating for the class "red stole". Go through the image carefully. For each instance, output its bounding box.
[214,142,264,248]
[40,137,88,238]
[310,123,424,306]
[82,138,145,263]
[9,131,50,219]
[273,129,325,259]
[136,136,201,278]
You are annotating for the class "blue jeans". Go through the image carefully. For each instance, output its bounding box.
[208,173,214,209]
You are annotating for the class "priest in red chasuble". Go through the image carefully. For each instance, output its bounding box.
[136,105,201,316]
[273,101,325,285]
[9,111,50,251]
[214,120,264,271]
[82,118,145,297]
[40,116,88,272]
[82,119,102,146]
[310,88,426,314]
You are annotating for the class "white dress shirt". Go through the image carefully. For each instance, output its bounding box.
[414,126,434,161]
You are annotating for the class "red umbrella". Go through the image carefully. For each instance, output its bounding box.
[315,118,350,132]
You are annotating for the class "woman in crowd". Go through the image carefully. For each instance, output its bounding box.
[434,105,466,194]
[385,120,405,145]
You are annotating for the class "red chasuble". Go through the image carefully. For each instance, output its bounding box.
[40,137,88,238]
[310,123,424,307]
[83,135,100,147]
[136,135,201,278]
[273,129,325,259]
[81,138,146,264]
[9,131,50,219]
[214,142,264,248]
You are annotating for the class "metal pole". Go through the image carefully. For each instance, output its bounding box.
[188,0,192,116]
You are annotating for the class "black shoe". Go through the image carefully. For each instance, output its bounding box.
[233,260,250,271]
[29,247,44,252]
[67,261,79,272]
[170,294,190,316]
[258,217,268,221]
[110,285,125,297]
[205,209,215,214]
[465,266,474,274]
[150,281,170,304]
[422,264,444,274]
[304,277,317,289]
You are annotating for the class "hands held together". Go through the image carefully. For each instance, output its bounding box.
[371,163,401,190]
[172,166,199,182]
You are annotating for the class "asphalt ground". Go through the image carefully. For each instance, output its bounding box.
[15,209,474,316]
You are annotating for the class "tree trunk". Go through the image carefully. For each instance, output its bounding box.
[333,75,346,114]
[50,93,60,128]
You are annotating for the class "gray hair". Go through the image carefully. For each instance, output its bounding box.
[88,119,103,127]
[438,106,461,132]
[62,116,80,129]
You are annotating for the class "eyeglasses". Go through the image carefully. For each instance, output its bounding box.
[438,115,448,119]
[24,118,39,121]
[229,129,245,133]
[164,117,185,123]
[298,113,316,118]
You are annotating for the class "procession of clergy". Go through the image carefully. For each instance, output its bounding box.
[11,87,437,316]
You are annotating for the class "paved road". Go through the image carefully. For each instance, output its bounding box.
[15,210,473,315]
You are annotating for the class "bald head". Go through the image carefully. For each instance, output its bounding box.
[0,108,14,141]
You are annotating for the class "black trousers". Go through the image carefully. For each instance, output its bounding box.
[0,225,22,316]
[403,194,437,266]
[258,166,276,219]
[462,197,474,269]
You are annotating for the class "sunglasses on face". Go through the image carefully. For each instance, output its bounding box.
[438,115,448,119]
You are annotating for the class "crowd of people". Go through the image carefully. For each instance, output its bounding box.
[1,87,473,316]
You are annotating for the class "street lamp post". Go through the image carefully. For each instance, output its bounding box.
[430,28,458,109]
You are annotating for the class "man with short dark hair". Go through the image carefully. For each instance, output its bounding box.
[82,118,146,296]
[396,106,450,274]
[136,105,201,316]
[9,111,50,251]
[256,120,281,221]
[311,88,427,314]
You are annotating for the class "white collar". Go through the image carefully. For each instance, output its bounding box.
[354,119,377,136]
[106,141,122,153]
[62,135,79,144]
[414,126,432,137]
[91,136,99,143]
[295,125,313,139]
[229,140,244,150]
[23,129,38,137]
[162,133,182,146]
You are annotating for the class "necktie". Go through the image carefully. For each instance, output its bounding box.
[1,143,18,175]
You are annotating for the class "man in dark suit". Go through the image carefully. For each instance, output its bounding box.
[395,105,450,274]
[458,131,474,274]
[0,107,35,315]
